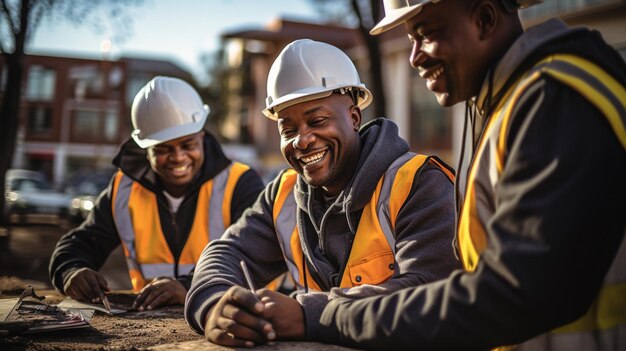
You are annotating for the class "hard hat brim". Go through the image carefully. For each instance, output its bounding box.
[132,106,208,148]
[370,1,432,36]
[263,89,334,120]
[262,86,372,121]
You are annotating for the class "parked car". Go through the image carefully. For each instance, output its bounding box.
[4,169,72,221]
[66,170,115,222]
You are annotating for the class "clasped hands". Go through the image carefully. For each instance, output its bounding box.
[204,285,305,347]
[64,268,186,310]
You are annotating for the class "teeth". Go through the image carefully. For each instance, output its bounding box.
[301,151,326,165]
[172,165,189,172]
[430,67,443,80]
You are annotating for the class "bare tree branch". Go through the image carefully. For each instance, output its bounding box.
[1,0,17,36]
[0,0,145,225]
[26,0,56,43]
[369,0,380,28]
[351,0,366,32]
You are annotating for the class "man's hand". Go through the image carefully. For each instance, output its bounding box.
[63,267,110,303]
[204,285,275,347]
[133,277,186,311]
[257,288,305,340]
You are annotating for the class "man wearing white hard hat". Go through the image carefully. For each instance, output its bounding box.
[312,1,626,350]
[50,76,264,311]
[184,39,461,347]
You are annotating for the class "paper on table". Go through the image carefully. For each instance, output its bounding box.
[0,298,18,322]
[57,297,129,315]
[1,292,93,336]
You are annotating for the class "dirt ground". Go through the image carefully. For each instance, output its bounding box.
[0,217,206,350]
[0,277,204,351]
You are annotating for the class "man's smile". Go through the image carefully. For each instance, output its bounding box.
[298,150,327,166]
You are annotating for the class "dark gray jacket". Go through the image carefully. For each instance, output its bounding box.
[185,118,460,338]
[49,132,264,293]
[318,19,626,351]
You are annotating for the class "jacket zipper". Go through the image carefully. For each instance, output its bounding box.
[157,194,181,278]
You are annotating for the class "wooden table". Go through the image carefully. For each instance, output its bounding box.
[0,290,360,351]
[149,339,359,350]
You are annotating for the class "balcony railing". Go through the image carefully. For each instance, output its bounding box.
[520,0,623,20]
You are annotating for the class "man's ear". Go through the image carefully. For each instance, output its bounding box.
[474,0,498,40]
[351,105,362,131]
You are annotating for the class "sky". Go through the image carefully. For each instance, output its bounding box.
[28,0,320,84]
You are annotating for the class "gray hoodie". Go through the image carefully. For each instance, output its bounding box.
[184,117,460,338]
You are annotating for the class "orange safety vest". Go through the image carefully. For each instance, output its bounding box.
[273,152,454,291]
[458,54,626,350]
[111,162,249,292]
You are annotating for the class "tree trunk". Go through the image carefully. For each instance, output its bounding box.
[364,34,386,119]
[0,0,29,227]
[0,54,24,226]
[350,0,386,119]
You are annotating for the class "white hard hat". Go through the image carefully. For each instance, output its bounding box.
[370,0,441,36]
[370,0,543,35]
[131,76,209,148]
[262,39,372,120]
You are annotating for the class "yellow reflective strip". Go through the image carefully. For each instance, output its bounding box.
[429,158,455,182]
[273,170,297,221]
[130,184,174,264]
[543,68,626,150]
[111,170,124,218]
[492,346,516,351]
[496,71,543,173]
[556,54,626,111]
[129,269,145,292]
[180,181,211,264]
[222,162,250,227]
[553,281,626,333]
[341,178,385,288]
[459,102,508,270]
[388,154,427,229]
[460,70,536,270]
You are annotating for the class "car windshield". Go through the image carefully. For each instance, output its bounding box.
[64,170,114,196]
[10,178,53,191]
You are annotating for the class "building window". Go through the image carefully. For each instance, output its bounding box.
[26,65,56,101]
[27,105,53,133]
[520,0,619,19]
[104,110,119,141]
[71,109,119,143]
[126,75,152,104]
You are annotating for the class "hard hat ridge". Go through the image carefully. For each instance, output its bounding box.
[131,76,209,148]
[263,39,373,120]
[370,0,543,35]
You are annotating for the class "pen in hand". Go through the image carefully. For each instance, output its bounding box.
[240,260,256,292]
[239,260,276,340]
[101,293,112,313]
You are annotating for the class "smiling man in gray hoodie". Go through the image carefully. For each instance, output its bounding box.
[184,39,460,347]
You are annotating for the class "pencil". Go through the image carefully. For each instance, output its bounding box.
[239,260,256,292]
[101,293,112,313]
[240,260,276,340]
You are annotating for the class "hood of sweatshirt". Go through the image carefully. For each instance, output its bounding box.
[289,117,409,289]
[111,130,232,197]
[476,18,625,115]
[293,117,409,233]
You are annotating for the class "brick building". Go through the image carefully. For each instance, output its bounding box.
[0,53,193,186]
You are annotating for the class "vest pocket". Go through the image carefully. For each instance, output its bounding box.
[347,251,395,286]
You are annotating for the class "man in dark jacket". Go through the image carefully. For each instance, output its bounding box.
[312,1,626,350]
[184,39,460,347]
[50,76,264,311]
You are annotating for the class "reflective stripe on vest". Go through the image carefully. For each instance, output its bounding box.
[457,54,626,347]
[111,162,249,291]
[273,152,454,291]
